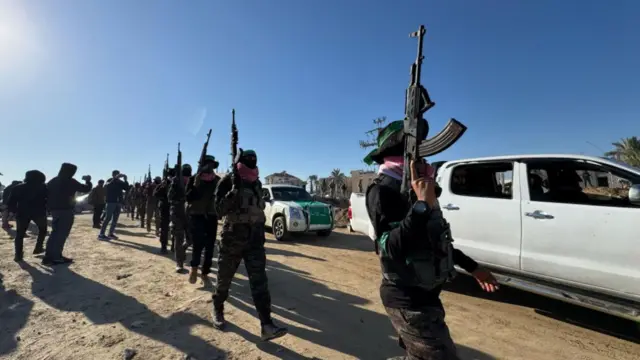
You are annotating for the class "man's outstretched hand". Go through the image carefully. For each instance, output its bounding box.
[472,267,499,293]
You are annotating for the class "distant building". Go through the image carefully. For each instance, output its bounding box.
[264,171,305,187]
[350,170,377,194]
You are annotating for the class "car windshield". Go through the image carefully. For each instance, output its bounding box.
[271,187,313,201]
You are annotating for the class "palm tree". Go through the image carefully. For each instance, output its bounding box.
[605,136,640,167]
[308,175,318,194]
[330,169,346,197]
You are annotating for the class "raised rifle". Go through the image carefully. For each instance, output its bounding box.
[163,153,169,180]
[401,25,467,195]
[147,165,152,183]
[197,129,213,173]
[230,109,242,191]
[176,143,184,195]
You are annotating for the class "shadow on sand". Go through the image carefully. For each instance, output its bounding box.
[444,274,640,344]
[18,262,226,359]
[274,230,375,252]
[217,260,495,360]
[0,271,35,356]
[114,228,155,238]
[2,218,53,239]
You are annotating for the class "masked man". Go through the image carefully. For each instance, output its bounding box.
[212,149,287,341]
[186,155,220,285]
[145,177,160,233]
[169,164,192,272]
[363,120,498,360]
[154,172,173,254]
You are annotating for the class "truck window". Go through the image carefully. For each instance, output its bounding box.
[450,162,513,199]
[525,159,640,208]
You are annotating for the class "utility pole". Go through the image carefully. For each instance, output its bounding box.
[359,116,388,170]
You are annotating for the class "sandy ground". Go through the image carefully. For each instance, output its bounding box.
[1,214,639,360]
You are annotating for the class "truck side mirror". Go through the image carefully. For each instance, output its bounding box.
[262,189,271,201]
[629,184,640,205]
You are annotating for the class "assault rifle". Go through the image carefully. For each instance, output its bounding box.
[176,143,184,194]
[147,165,152,183]
[401,25,467,195]
[197,129,213,173]
[163,153,169,180]
[230,109,242,191]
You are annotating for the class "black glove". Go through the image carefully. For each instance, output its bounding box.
[82,175,92,182]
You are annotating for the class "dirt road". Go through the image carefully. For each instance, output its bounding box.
[1,214,638,360]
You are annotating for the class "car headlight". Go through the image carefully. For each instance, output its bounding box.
[289,207,303,219]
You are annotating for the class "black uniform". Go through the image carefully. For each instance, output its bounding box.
[7,170,48,261]
[154,179,171,253]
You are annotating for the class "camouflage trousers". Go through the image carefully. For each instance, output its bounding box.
[212,222,272,325]
[385,306,459,360]
[158,205,170,250]
[170,209,188,266]
[128,202,136,219]
[136,202,145,221]
[145,201,157,232]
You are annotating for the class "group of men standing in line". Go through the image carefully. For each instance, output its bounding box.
[84,150,288,341]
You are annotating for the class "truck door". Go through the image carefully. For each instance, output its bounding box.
[438,161,522,270]
[519,159,640,297]
[263,188,274,227]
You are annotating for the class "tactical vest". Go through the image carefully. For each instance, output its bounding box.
[187,178,218,215]
[225,180,266,224]
[366,174,456,291]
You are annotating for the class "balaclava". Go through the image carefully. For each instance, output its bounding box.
[237,149,259,182]
[181,164,192,185]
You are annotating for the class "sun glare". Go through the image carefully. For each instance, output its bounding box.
[0,0,42,73]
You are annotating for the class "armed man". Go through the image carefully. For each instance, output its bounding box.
[168,155,192,273]
[144,176,160,233]
[186,154,220,285]
[185,130,219,285]
[154,167,173,254]
[139,179,151,228]
[364,26,498,360]
[129,183,142,220]
[211,110,287,341]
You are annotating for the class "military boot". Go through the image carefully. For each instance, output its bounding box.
[188,267,198,284]
[33,244,44,255]
[260,321,288,342]
[212,306,226,330]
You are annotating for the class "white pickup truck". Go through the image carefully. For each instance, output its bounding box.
[349,154,640,321]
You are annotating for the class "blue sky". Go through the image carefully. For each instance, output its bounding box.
[1,0,638,184]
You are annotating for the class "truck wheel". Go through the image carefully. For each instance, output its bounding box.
[272,216,288,241]
[317,229,332,237]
